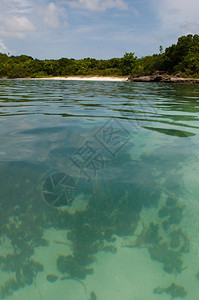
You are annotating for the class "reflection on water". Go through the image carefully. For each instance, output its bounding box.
[0,79,199,299]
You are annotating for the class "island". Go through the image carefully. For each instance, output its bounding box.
[0,34,199,82]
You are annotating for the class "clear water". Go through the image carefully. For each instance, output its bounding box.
[0,79,199,299]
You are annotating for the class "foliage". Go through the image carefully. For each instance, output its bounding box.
[120,52,137,75]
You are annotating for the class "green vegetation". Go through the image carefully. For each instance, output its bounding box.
[1,34,199,78]
[132,34,199,77]
[0,52,135,78]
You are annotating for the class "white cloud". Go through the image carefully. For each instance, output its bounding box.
[155,0,199,34]
[151,0,199,49]
[39,2,67,28]
[179,23,199,36]
[0,39,8,53]
[0,0,32,13]
[5,16,36,31]
[66,0,128,11]
[0,0,36,40]
[0,29,26,38]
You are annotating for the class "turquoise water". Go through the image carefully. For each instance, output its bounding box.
[0,79,199,299]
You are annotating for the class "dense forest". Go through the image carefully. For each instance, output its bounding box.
[0,34,199,78]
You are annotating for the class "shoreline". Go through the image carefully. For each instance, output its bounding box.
[21,76,128,82]
[128,75,199,83]
[1,75,199,83]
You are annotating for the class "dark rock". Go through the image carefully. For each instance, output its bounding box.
[170,231,180,248]
[89,291,97,300]
[57,255,93,279]
[101,245,117,253]
[154,283,187,298]
[153,75,163,82]
[166,197,177,207]
[148,243,183,274]
[195,271,199,280]
[159,205,184,229]
[46,274,59,283]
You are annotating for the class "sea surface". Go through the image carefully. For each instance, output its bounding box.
[0,79,199,299]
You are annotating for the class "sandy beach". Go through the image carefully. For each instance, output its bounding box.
[17,75,199,83]
[33,76,128,82]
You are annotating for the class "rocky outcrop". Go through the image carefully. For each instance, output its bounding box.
[128,75,199,83]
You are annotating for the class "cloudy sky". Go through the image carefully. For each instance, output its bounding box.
[0,0,199,59]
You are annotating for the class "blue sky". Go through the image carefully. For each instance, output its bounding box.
[0,0,199,59]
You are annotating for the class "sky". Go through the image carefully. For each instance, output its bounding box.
[0,0,199,60]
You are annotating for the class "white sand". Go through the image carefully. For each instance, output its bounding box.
[35,76,128,82]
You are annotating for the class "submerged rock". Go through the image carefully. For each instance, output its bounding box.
[195,271,199,281]
[89,291,97,300]
[57,255,93,279]
[101,245,117,253]
[154,283,187,299]
[0,279,20,299]
[148,243,184,274]
[166,197,177,207]
[46,274,59,283]
[123,222,162,248]
[169,228,190,253]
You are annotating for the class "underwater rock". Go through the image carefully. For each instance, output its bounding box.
[141,223,161,245]
[195,271,199,280]
[101,245,117,253]
[170,229,190,253]
[108,207,140,236]
[46,274,59,283]
[159,205,184,230]
[170,230,180,248]
[154,283,187,299]
[159,206,183,222]
[123,223,161,248]
[89,291,97,300]
[166,197,177,207]
[0,279,21,299]
[103,230,116,242]
[57,255,93,279]
[22,259,44,285]
[5,279,19,291]
[14,240,34,257]
[0,256,5,267]
[148,243,184,274]
[159,206,171,218]
[13,258,44,288]
[67,211,106,266]
[0,253,26,272]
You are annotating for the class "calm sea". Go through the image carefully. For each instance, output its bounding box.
[0,79,199,299]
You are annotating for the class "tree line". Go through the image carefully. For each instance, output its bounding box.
[0,34,199,78]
